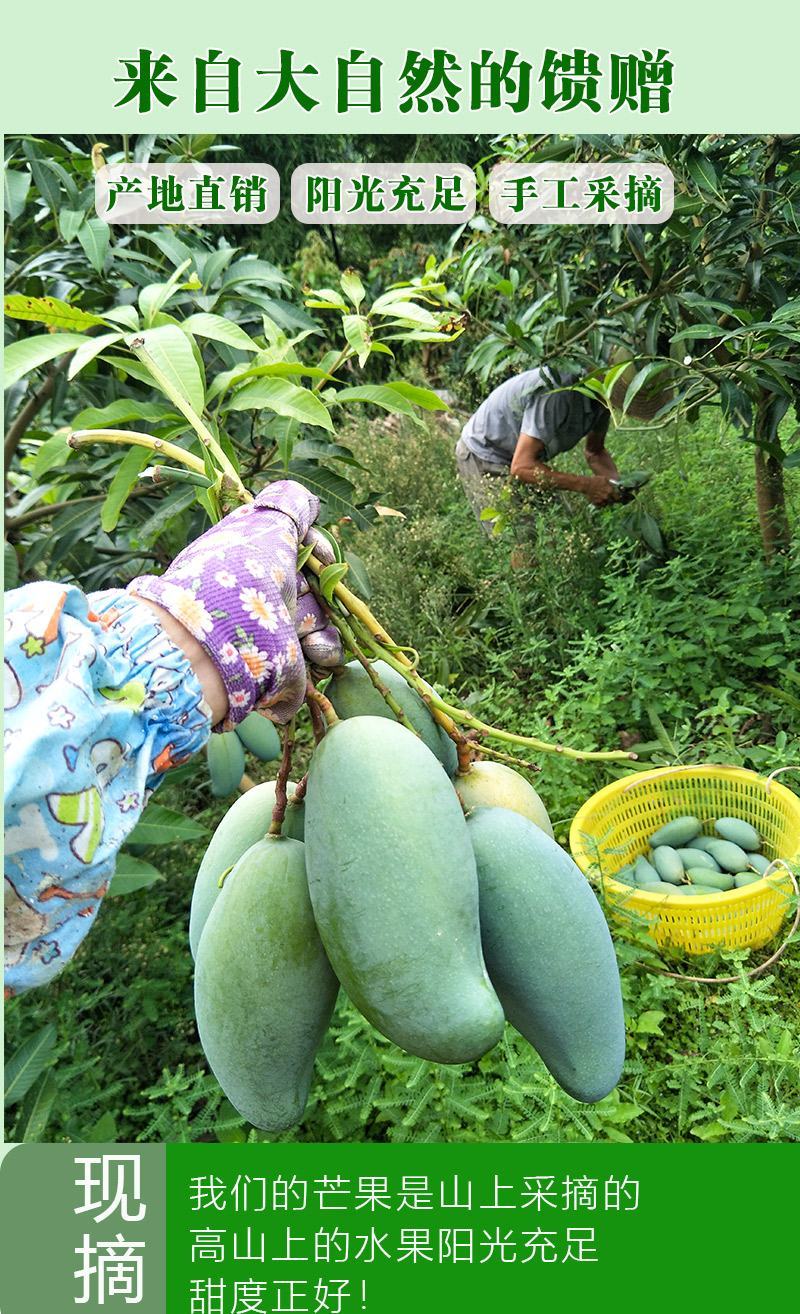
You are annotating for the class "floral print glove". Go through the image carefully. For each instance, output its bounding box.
[129,480,342,730]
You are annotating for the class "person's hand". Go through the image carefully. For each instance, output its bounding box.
[129,480,343,730]
[584,476,622,507]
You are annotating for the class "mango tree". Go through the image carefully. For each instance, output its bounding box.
[453,133,800,558]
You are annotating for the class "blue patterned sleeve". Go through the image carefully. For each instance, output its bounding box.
[4,581,212,996]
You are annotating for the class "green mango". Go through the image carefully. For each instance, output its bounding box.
[638,881,682,894]
[612,864,636,887]
[714,817,761,852]
[649,816,702,847]
[651,845,685,884]
[207,732,246,798]
[634,855,660,886]
[328,659,457,775]
[189,779,303,959]
[455,761,553,837]
[704,840,749,874]
[673,885,718,896]
[746,853,772,876]
[304,716,504,1064]
[675,847,719,871]
[234,712,281,762]
[194,837,338,1131]
[734,871,763,888]
[467,807,624,1104]
[686,867,734,891]
[686,836,720,854]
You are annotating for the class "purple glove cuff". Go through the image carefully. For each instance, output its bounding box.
[129,480,323,730]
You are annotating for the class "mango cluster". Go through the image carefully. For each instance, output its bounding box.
[614,814,776,896]
[190,661,627,1133]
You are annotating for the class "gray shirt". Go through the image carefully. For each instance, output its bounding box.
[460,367,604,466]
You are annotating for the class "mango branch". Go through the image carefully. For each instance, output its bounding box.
[69,428,208,474]
[269,717,295,837]
[309,570,636,764]
[305,679,338,728]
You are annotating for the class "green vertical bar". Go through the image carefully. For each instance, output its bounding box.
[0,1143,165,1312]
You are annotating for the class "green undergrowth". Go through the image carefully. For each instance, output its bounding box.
[5,406,800,1144]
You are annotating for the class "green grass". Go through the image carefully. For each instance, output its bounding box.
[5,407,800,1144]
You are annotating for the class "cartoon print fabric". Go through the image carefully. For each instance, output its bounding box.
[4,583,211,995]
[129,480,342,730]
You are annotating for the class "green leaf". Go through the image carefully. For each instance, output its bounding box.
[33,430,73,479]
[319,561,350,602]
[4,1024,57,1107]
[18,1071,58,1142]
[227,377,333,431]
[108,853,165,896]
[127,802,208,846]
[138,257,192,327]
[134,484,198,546]
[3,332,87,388]
[101,446,151,533]
[383,380,449,411]
[72,398,179,429]
[331,384,419,420]
[4,168,31,220]
[374,300,439,327]
[67,331,124,380]
[685,150,720,198]
[4,541,19,589]
[342,314,371,366]
[76,216,110,272]
[131,324,205,414]
[4,295,106,332]
[622,362,672,415]
[341,268,366,309]
[85,1110,119,1141]
[182,313,259,353]
[343,550,372,599]
[59,208,86,242]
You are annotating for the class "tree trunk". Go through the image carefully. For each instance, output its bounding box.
[754,446,790,559]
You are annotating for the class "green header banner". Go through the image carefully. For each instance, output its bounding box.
[1,0,798,132]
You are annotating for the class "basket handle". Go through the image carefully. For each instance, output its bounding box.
[620,764,742,794]
[765,765,800,795]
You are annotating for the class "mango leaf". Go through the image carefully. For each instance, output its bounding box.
[3,295,106,331]
[72,398,179,429]
[319,561,350,602]
[131,324,205,414]
[343,550,372,599]
[67,331,124,380]
[622,361,672,415]
[104,304,141,331]
[33,430,73,479]
[138,257,192,327]
[4,541,19,589]
[133,484,198,546]
[4,168,31,220]
[287,461,376,530]
[101,446,151,533]
[685,150,721,199]
[127,802,208,846]
[108,853,164,896]
[227,377,333,430]
[3,332,87,388]
[59,208,86,242]
[330,384,419,420]
[341,268,366,309]
[76,216,110,272]
[221,257,288,290]
[18,1071,58,1142]
[374,300,439,327]
[383,380,449,411]
[342,314,371,366]
[4,1024,57,1107]
[182,313,259,353]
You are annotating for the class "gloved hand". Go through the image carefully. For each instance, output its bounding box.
[129,480,342,730]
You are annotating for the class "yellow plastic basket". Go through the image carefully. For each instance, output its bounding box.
[570,765,800,954]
